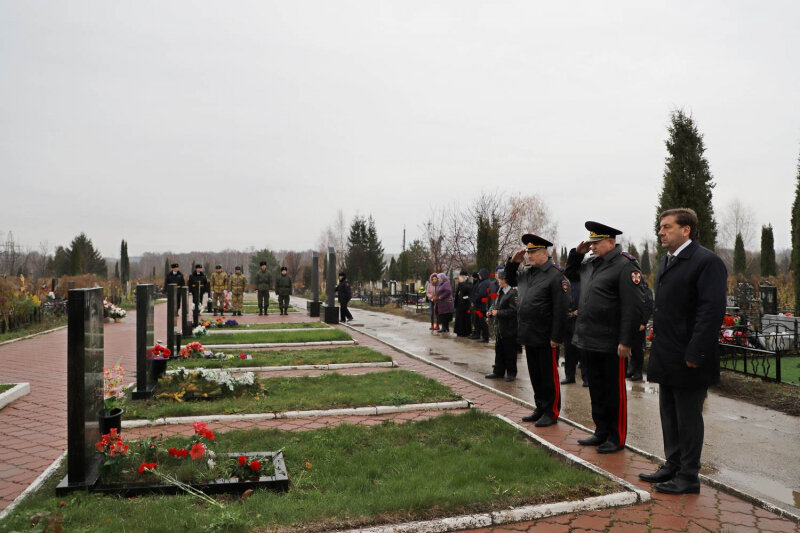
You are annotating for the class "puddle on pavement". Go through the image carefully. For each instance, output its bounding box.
[453,361,468,366]
[716,467,800,512]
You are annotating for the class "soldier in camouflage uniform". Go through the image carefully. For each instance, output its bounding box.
[275,266,293,315]
[210,264,229,316]
[253,261,273,315]
[230,266,247,316]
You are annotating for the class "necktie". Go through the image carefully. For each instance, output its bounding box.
[667,254,676,268]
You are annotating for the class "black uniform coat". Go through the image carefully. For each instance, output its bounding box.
[335,279,352,303]
[455,278,473,311]
[505,258,569,347]
[187,271,209,297]
[647,241,727,389]
[164,271,185,293]
[491,286,519,340]
[565,245,643,353]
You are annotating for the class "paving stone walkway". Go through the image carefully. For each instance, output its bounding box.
[0,303,798,532]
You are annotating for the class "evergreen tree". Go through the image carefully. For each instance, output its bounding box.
[397,250,410,281]
[475,213,500,269]
[793,151,800,312]
[59,233,107,277]
[120,240,130,285]
[733,232,746,276]
[641,242,652,276]
[248,249,278,277]
[760,224,776,277]
[345,216,369,283]
[151,266,156,279]
[655,109,718,258]
[388,257,399,280]
[114,262,119,279]
[364,216,386,282]
[627,242,640,260]
[405,239,430,280]
[164,257,170,280]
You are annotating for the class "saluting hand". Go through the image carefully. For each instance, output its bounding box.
[550,340,561,349]
[617,344,631,359]
[576,241,590,254]
[512,248,526,263]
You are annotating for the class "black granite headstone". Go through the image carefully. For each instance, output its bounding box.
[323,247,339,324]
[166,284,177,357]
[133,284,155,399]
[181,286,190,335]
[308,252,321,317]
[57,288,104,494]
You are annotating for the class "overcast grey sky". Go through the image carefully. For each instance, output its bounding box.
[2,1,799,258]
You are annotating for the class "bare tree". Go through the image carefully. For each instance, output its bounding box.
[719,198,755,248]
[503,195,559,258]
[316,210,348,270]
[421,206,450,272]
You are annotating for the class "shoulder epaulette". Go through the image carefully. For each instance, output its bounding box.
[551,263,565,272]
[620,251,642,269]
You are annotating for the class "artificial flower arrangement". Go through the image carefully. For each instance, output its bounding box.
[156,367,260,400]
[179,342,205,359]
[102,299,114,318]
[178,342,251,361]
[192,325,207,338]
[149,344,171,360]
[203,318,239,329]
[109,306,127,319]
[103,362,126,416]
[94,422,274,485]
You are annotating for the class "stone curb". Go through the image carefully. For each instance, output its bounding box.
[224,361,397,372]
[0,383,31,410]
[0,451,66,522]
[205,327,331,335]
[0,326,67,347]
[120,400,472,428]
[344,492,641,533]
[342,322,800,524]
[202,340,357,349]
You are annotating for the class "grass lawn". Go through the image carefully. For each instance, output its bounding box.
[723,354,800,384]
[0,315,68,343]
[200,329,351,345]
[176,346,392,369]
[124,370,460,419]
[0,411,613,533]
[0,384,13,394]
[204,321,329,331]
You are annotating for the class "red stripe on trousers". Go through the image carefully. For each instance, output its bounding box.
[551,347,560,419]
[618,357,627,446]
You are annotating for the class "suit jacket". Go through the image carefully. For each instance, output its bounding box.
[647,241,727,388]
[490,286,518,340]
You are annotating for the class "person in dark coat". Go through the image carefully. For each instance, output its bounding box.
[485,269,519,381]
[639,208,727,495]
[506,234,570,427]
[471,268,491,342]
[565,221,644,454]
[627,276,654,381]
[468,272,481,338]
[561,278,588,386]
[454,270,473,337]
[187,264,209,323]
[434,273,455,332]
[335,272,353,322]
[164,263,185,314]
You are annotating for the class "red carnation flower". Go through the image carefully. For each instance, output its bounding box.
[480,297,488,303]
[238,455,247,466]
[249,460,261,472]
[489,293,499,299]
[189,442,206,460]
[138,462,157,474]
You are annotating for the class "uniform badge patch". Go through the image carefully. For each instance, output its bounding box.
[561,280,569,293]
[631,271,642,285]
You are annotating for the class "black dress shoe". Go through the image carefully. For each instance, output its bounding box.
[560,378,575,384]
[522,410,543,422]
[582,381,589,387]
[654,478,700,494]
[577,435,603,446]
[629,373,643,381]
[597,441,624,454]
[484,373,502,379]
[639,465,677,483]
[534,415,557,427]
[504,375,516,382]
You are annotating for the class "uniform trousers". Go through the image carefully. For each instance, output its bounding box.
[474,306,489,340]
[212,291,226,313]
[563,320,587,384]
[525,344,561,420]
[659,383,707,482]
[278,294,290,312]
[585,350,627,446]
[628,328,646,375]
[339,299,353,322]
[257,290,270,313]
[493,335,517,377]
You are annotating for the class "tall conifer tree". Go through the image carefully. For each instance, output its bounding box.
[475,213,500,270]
[733,232,746,276]
[791,151,800,311]
[760,224,776,277]
[641,242,652,276]
[655,110,718,258]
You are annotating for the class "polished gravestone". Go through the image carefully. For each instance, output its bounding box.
[180,286,190,336]
[57,288,105,494]
[307,251,321,317]
[166,284,180,359]
[132,284,156,399]
[323,247,339,324]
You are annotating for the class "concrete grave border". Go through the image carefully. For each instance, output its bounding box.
[202,340,357,349]
[0,382,31,410]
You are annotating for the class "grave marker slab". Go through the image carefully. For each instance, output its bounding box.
[308,251,321,317]
[57,288,104,494]
[132,284,155,399]
[323,247,339,324]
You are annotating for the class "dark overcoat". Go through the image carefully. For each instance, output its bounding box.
[647,241,727,388]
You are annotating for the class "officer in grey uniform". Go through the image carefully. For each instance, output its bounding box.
[565,221,644,454]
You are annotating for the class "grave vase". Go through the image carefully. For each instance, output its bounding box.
[150,358,167,379]
[99,407,124,435]
[113,318,121,323]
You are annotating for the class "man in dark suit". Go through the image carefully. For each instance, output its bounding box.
[639,208,727,494]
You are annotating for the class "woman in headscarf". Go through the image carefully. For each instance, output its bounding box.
[435,273,455,333]
[425,273,439,330]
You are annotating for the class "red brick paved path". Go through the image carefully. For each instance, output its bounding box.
[0,306,798,532]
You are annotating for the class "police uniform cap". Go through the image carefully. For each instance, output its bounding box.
[471,272,480,279]
[521,233,553,250]
[259,261,267,266]
[339,271,346,277]
[459,269,468,276]
[235,266,242,271]
[171,263,179,268]
[195,264,202,269]
[584,221,622,242]
[281,266,288,271]
[215,264,222,269]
